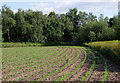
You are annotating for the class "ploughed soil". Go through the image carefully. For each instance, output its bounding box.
[2,47,120,81]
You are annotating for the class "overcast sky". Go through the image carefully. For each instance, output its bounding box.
[1,0,119,18]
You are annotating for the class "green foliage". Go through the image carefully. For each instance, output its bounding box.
[2,5,16,42]
[76,18,117,45]
[1,5,118,45]
[89,31,96,41]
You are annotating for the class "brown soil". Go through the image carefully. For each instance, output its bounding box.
[87,53,120,81]
[87,55,105,81]
[105,59,120,81]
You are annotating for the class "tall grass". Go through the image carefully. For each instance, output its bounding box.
[85,40,120,65]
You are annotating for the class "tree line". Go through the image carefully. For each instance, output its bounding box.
[0,5,119,45]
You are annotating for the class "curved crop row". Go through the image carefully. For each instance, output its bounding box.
[3,47,61,64]
[56,47,87,81]
[3,47,62,71]
[81,48,96,81]
[3,47,64,74]
[100,55,108,81]
[36,48,80,81]
[16,47,73,81]
[4,47,71,80]
[3,47,67,80]
[82,48,108,81]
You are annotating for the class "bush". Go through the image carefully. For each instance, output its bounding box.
[59,42,74,46]
[2,42,42,48]
[44,42,74,46]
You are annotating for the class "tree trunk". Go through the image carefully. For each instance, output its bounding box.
[7,29,11,42]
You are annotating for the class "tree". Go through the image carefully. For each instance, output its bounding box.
[0,12,3,42]
[14,9,26,42]
[24,10,46,43]
[66,8,78,40]
[2,5,16,42]
[1,6,118,45]
[59,14,73,42]
[87,12,97,23]
[89,31,96,42]
[45,11,63,43]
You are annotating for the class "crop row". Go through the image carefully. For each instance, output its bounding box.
[81,48,96,81]
[3,47,70,80]
[37,48,79,81]
[2,47,62,70]
[3,47,64,74]
[16,47,73,81]
[3,46,109,81]
[56,47,87,81]
[87,48,108,81]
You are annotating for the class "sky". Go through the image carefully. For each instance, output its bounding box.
[0,0,119,18]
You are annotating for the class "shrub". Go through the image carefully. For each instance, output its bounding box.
[2,42,42,48]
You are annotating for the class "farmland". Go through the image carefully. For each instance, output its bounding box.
[1,2,120,82]
[2,46,120,81]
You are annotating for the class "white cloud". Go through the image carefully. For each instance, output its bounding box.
[30,1,78,14]
[2,1,118,18]
[30,3,56,14]
[13,10,18,13]
[29,2,117,18]
[1,0,119,2]
[30,2,76,14]
[54,1,74,8]
[41,8,55,13]
[54,0,119,2]
[118,1,120,12]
